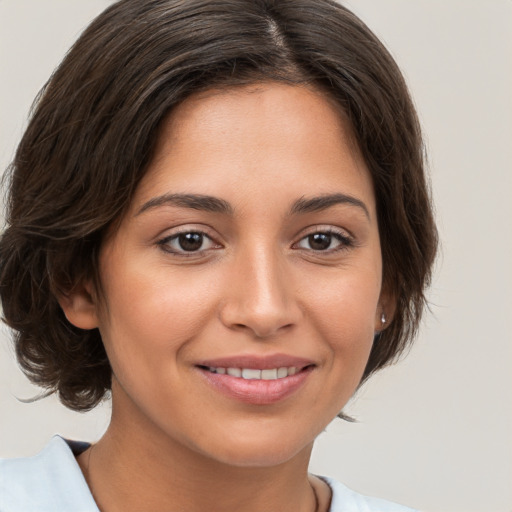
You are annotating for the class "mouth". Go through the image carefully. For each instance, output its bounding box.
[200,365,304,380]
[195,358,315,405]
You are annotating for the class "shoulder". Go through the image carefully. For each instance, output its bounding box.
[323,476,418,512]
[0,436,98,512]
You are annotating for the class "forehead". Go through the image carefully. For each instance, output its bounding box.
[132,83,374,215]
[157,83,360,161]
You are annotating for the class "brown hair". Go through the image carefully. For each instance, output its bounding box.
[0,0,437,411]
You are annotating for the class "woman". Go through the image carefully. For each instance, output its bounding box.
[0,1,437,511]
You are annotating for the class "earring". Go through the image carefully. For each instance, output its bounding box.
[381,312,386,325]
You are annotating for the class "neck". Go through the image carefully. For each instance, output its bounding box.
[78,391,324,512]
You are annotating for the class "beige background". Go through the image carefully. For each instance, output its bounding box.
[1,1,511,511]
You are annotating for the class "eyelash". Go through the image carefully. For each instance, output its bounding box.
[157,229,220,257]
[293,229,354,253]
[156,228,354,257]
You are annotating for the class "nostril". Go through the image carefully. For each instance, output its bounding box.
[218,288,302,338]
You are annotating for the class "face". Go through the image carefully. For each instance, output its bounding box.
[66,83,387,468]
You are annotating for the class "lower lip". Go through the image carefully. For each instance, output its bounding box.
[198,367,314,405]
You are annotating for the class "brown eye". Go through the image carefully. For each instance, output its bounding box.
[158,231,218,255]
[295,230,353,253]
[178,232,204,251]
[307,233,332,251]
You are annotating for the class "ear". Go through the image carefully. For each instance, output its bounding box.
[57,281,100,330]
[375,284,397,333]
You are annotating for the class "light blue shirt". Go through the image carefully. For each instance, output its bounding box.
[0,436,417,511]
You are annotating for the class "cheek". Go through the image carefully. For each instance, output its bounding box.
[303,264,381,367]
[97,261,218,374]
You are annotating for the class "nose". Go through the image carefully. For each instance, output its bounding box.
[219,246,302,339]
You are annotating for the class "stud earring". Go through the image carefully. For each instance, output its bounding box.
[381,312,386,325]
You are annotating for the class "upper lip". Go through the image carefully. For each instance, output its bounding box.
[195,353,315,370]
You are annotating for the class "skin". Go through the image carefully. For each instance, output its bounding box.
[60,83,391,512]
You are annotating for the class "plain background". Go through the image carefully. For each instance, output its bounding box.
[0,1,511,511]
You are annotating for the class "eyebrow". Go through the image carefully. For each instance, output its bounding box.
[136,192,369,219]
[136,193,233,216]
[290,193,370,219]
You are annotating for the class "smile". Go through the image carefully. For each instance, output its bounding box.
[206,367,299,380]
[196,357,314,405]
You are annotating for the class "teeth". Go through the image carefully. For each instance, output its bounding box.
[277,367,288,378]
[242,369,261,380]
[209,366,300,380]
[261,368,277,380]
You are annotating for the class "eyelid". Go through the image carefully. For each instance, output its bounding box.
[154,223,221,242]
[296,224,353,240]
[156,225,223,256]
[292,226,355,252]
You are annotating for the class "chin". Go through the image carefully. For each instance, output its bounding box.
[210,445,308,469]
[191,428,315,469]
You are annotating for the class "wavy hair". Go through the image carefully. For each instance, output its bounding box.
[0,0,437,411]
